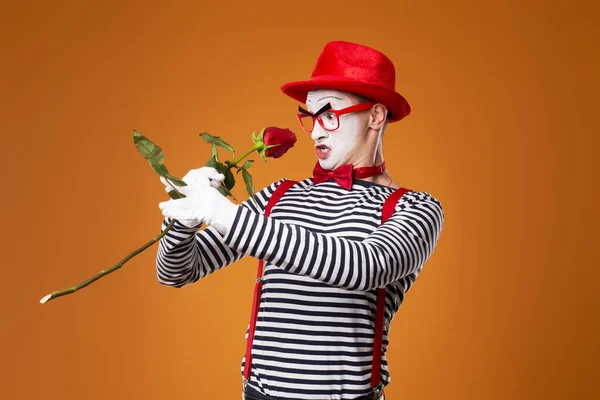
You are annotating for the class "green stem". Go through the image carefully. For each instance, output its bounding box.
[221,143,264,201]
[165,177,185,198]
[230,143,263,166]
[40,138,266,305]
[39,219,177,304]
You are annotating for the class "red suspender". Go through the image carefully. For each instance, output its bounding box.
[243,179,298,380]
[371,186,411,388]
[242,180,411,389]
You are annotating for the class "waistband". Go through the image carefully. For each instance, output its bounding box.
[243,384,385,400]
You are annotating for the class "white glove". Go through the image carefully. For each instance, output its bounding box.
[160,166,225,195]
[158,185,239,235]
[159,167,225,228]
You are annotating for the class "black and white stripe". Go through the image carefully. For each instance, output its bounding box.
[156,178,444,400]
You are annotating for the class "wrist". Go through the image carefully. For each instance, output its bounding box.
[215,203,239,236]
[168,217,203,231]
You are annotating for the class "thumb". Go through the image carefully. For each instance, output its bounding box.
[205,168,225,182]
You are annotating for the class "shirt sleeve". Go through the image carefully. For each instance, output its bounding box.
[222,192,444,291]
[155,179,286,288]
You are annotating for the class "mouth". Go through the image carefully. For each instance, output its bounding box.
[315,143,331,159]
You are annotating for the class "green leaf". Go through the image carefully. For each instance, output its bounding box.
[134,130,162,159]
[224,168,235,190]
[237,159,254,174]
[205,157,217,168]
[133,130,153,156]
[165,175,186,187]
[152,152,165,166]
[134,130,171,177]
[199,132,215,144]
[132,130,187,198]
[256,127,265,142]
[199,133,235,154]
[150,161,169,177]
[218,184,237,202]
[242,169,254,198]
[211,144,219,162]
[216,162,227,174]
[168,190,186,199]
[205,157,228,174]
[259,148,268,163]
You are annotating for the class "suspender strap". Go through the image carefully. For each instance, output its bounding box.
[243,179,298,380]
[370,187,411,388]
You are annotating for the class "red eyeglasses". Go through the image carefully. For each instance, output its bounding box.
[297,102,377,132]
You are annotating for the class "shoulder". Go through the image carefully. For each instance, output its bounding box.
[271,177,315,194]
[388,189,444,242]
[384,190,444,244]
[267,177,312,193]
[396,190,443,214]
[394,190,444,225]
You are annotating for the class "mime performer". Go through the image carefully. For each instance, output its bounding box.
[157,40,444,400]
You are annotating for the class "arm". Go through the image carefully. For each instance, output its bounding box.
[222,192,444,291]
[156,179,286,288]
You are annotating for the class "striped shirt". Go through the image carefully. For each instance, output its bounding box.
[156,177,444,400]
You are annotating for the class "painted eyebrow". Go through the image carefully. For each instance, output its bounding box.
[298,103,332,116]
[307,95,344,104]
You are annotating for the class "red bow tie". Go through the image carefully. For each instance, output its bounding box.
[312,162,386,190]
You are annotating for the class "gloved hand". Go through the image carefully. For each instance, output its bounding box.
[158,185,239,235]
[159,167,225,228]
[160,166,225,195]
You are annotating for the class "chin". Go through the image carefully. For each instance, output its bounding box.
[318,158,338,171]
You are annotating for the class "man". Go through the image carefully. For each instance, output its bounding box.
[157,41,444,400]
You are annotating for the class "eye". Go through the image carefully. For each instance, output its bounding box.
[323,112,336,121]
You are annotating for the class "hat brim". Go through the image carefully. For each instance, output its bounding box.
[281,75,411,122]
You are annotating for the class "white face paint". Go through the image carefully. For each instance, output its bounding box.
[306,90,367,170]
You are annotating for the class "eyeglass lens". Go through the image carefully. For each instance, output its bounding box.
[299,112,339,132]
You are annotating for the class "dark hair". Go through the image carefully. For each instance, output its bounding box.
[355,94,392,121]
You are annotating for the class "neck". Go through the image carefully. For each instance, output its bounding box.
[349,143,390,185]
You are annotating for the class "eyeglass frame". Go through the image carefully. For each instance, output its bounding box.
[296,101,377,133]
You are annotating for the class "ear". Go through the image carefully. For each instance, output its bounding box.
[368,104,388,131]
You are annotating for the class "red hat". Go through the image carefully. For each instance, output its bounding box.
[281,41,411,122]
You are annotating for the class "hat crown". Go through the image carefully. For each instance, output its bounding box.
[311,41,396,91]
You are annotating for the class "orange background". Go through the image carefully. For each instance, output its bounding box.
[1,1,598,399]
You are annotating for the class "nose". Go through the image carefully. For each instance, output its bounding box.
[311,123,329,142]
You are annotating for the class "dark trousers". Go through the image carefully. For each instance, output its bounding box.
[243,384,385,400]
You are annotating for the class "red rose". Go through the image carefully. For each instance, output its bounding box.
[262,127,297,158]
